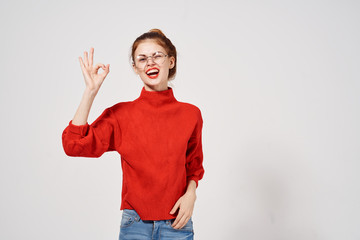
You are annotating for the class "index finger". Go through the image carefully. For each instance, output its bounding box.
[89,47,94,66]
[171,213,185,228]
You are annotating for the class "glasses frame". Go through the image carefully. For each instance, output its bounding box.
[133,51,169,69]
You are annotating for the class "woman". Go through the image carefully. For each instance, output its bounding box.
[62,29,204,240]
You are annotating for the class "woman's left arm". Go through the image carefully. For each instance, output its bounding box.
[169,180,197,229]
[186,179,197,195]
[170,109,205,229]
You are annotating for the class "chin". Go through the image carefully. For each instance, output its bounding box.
[142,76,167,87]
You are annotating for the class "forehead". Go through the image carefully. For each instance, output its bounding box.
[134,39,167,56]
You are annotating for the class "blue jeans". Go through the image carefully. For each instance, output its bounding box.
[119,209,194,240]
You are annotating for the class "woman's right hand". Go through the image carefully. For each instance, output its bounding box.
[78,47,110,94]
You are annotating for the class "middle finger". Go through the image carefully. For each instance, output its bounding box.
[173,215,188,229]
[172,213,184,228]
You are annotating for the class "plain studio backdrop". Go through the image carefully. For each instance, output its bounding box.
[0,0,359,239]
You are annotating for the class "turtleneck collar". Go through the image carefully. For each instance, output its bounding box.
[135,86,177,107]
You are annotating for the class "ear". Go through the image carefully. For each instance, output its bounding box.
[132,62,139,75]
[169,56,175,69]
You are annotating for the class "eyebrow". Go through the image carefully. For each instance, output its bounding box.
[136,51,163,56]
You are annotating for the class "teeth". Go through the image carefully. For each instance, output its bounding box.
[147,69,159,74]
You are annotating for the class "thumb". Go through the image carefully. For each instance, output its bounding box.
[100,64,110,78]
[170,199,181,214]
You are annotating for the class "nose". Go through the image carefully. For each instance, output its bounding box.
[146,56,156,66]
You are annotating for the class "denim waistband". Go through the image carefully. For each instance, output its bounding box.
[123,209,139,218]
[122,208,192,223]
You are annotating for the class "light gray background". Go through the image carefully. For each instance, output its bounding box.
[1,0,359,239]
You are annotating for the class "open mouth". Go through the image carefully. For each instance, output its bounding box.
[146,67,160,79]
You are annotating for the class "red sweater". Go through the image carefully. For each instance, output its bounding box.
[62,86,204,221]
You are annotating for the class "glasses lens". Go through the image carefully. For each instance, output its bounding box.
[135,56,147,67]
[135,52,166,68]
[153,52,165,65]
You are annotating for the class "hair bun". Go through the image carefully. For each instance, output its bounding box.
[148,28,166,37]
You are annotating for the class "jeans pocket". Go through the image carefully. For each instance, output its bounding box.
[170,217,193,232]
[120,211,136,228]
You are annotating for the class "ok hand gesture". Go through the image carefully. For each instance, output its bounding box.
[78,47,110,94]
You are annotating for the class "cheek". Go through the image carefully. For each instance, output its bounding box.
[160,68,170,77]
[162,62,172,74]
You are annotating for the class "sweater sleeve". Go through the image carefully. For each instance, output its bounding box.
[62,107,121,158]
[185,109,205,188]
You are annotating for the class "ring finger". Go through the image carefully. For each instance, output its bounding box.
[84,51,89,67]
[89,47,93,66]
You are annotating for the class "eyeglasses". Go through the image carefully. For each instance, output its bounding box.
[134,51,168,68]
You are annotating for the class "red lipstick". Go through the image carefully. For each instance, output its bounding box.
[146,67,160,79]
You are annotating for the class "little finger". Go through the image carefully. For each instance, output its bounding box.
[79,57,90,77]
